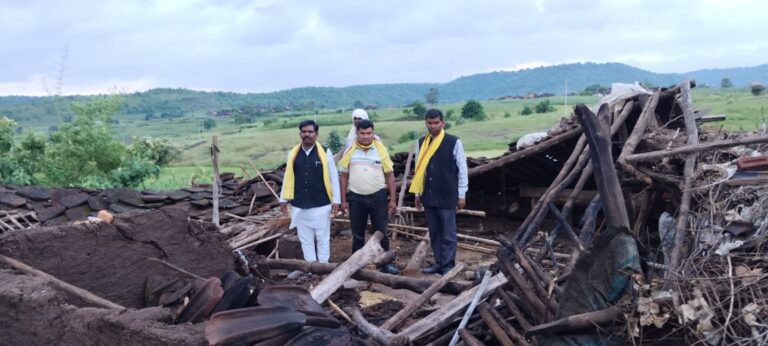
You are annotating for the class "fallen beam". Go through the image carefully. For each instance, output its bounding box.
[0,254,126,310]
[267,259,470,295]
[398,206,486,218]
[311,231,393,303]
[381,264,466,332]
[624,134,768,162]
[396,273,507,342]
[469,128,583,178]
[525,306,621,336]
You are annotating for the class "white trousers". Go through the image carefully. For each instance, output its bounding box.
[289,204,331,263]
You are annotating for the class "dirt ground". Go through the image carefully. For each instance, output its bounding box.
[271,215,517,336]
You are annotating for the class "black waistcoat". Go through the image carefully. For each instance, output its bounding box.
[419,133,459,209]
[291,146,331,209]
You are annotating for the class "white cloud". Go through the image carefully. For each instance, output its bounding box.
[0,0,766,95]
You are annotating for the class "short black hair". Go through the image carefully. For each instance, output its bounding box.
[298,120,318,132]
[425,108,443,121]
[356,119,374,131]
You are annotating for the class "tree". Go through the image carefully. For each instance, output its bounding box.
[520,106,533,115]
[325,129,343,153]
[751,82,765,96]
[535,100,555,113]
[412,102,427,117]
[353,100,364,108]
[202,118,217,130]
[721,78,733,89]
[425,87,439,105]
[461,100,486,120]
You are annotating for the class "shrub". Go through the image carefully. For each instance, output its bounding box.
[398,130,419,144]
[461,100,486,120]
[535,100,555,113]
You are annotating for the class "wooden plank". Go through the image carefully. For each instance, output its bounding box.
[469,128,583,178]
[625,134,768,162]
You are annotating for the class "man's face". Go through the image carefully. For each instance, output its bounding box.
[300,125,317,147]
[357,127,374,145]
[425,117,444,137]
[353,117,363,127]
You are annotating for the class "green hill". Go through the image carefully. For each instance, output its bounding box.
[2,62,767,132]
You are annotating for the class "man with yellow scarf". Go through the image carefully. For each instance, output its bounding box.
[279,120,341,263]
[410,109,468,276]
[338,119,400,275]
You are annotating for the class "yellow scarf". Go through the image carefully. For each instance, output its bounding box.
[409,129,445,195]
[338,139,394,173]
[282,143,333,202]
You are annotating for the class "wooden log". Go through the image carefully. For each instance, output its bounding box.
[625,134,768,162]
[487,301,531,346]
[509,242,553,315]
[396,273,507,342]
[402,240,430,277]
[234,232,284,251]
[616,92,660,185]
[457,329,484,346]
[469,127,583,178]
[0,254,126,310]
[211,136,221,227]
[397,206,486,218]
[393,229,496,254]
[574,104,630,229]
[525,306,621,336]
[668,80,699,278]
[267,259,470,295]
[388,223,500,247]
[311,231,393,303]
[478,302,515,346]
[496,249,546,321]
[347,308,395,345]
[495,287,532,331]
[393,145,416,240]
[546,202,585,252]
[448,271,492,346]
[229,228,269,249]
[381,264,466,332]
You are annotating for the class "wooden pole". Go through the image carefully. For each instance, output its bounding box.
[668,80,699,278]
[616,92,660,185]
[525,306,621,336]
[477,302,516,346]
[211,136,221,226]
[398,206,486,217]
[311,231,393,303]
[469,128,583,177]
[0,254,126,310]
[267,259,470,295]
[397,273,507,342]
[381,264,466,332]
[402,240,430,277]
[448,270,492,346]
[624,134,768,162]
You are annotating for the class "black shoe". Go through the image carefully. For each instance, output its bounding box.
[422,264,442,274]
[379,263,400,275]
[439,266,455,276]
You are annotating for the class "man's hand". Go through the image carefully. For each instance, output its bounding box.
[388,199,397,216]
[415,196,422,211]
[280,202,289,215]
[331,203,340,216]
[341,201,349,215]
[457,198,466,210]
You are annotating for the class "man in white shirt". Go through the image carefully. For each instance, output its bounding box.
[279,120,340,263]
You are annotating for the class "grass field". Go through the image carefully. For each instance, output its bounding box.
[8,89,766,190]
[137,89,768,189]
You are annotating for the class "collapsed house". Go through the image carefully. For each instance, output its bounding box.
[1,79,768,345]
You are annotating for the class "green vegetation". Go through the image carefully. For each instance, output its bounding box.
[461,100,486,120]
[325,129,343,153]
[535,100,555,113]
[751,83,765,96]
[426,87,439,105]
[721,78,733,89]
[520,105,533,115]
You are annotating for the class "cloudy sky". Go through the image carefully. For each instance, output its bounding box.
[1,0,766,96]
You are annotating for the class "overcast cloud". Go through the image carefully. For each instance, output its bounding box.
[1,0,766,95]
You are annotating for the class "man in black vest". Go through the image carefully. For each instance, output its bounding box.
[279,120,341,263]
[412,109,468,275]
